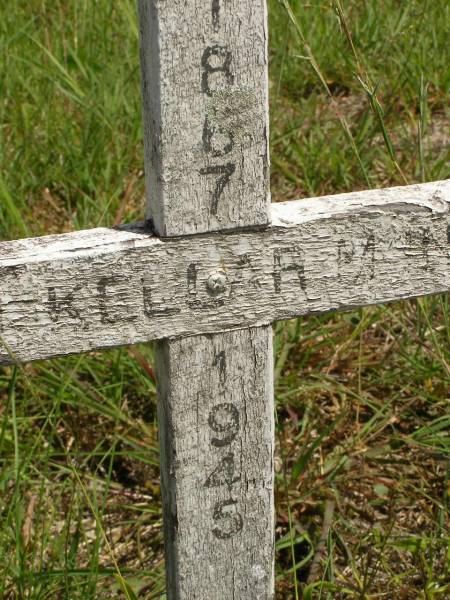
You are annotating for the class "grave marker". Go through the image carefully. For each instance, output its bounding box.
[0,1,449,598]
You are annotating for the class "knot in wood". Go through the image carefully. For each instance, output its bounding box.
[206,270,229,296]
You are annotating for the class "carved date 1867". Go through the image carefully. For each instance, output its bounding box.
[200,2,237,215]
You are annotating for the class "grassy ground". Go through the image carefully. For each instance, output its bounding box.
[1,0,449,598]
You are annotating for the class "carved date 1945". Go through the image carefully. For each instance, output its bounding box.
[205,357,243,540]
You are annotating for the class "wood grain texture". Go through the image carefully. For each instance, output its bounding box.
[155,327,274,599]
[0,181,449,365]
[137,0,270,236]
[137,2,274,596]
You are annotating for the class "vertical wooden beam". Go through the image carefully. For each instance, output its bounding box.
[137,1,274,597]
[156,328,274,597]
[137,0,271,236]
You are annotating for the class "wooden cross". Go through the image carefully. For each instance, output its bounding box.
[1,1,449,597]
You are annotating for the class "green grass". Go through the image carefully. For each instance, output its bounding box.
[1,0,449,598]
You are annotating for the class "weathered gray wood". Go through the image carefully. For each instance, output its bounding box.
[137,1,274,597]
[137,0,270,236]
[1,0,446,595]
[135,0,275,600]
[156,327,274,598]
[1,180,449,365]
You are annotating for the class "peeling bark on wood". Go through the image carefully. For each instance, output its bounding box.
[1,181,449,365]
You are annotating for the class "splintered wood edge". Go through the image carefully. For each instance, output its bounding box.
[1,180,449,364]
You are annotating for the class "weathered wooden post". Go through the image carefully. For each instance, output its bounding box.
[1,1,449,598]
[137,1,274,597]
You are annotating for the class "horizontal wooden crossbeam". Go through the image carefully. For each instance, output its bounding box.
[1,180,449,365]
